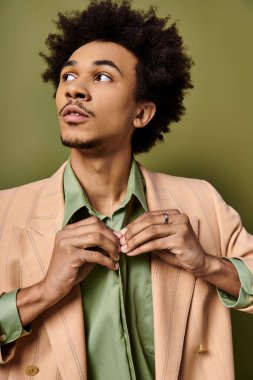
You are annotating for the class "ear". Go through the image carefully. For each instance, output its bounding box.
[133,102,156,129]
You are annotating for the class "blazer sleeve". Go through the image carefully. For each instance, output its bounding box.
[202,180,253,312]
[0,189,21,363]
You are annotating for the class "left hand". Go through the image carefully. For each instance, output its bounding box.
[118,209,207,275]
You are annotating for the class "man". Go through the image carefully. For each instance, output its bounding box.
[0,1,253,379]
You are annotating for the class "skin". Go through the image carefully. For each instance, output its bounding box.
[17,41,240,327]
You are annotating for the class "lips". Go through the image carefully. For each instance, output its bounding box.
[62,105,91,123]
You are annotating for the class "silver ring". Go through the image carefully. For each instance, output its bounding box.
[163,213,169,224]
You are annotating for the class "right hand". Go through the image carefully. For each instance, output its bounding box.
[41,216,120,304]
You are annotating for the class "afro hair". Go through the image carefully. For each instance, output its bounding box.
[40,0,193,154]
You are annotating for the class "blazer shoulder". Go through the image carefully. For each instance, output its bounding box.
[0,179,48,226]
[0,162,67,203]
[0,163,66,223]
[162,172,215,192]
[145,168,215,197]
[140,165,222,216]
[0,178,47,202]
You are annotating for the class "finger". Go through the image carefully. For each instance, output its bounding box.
[76,248,119,271]
[63,215,99,229]
[61,221,120,249]
[57,232,120,261]
[120,209,181,233]
[124,236,171,256]
[113,230,122,238]
[82,233,120,260]
[120,211,184,244]
[82,249,119,270]
[120,224,176,253]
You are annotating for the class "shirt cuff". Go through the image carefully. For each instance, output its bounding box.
[217,258,253,309]
[0,290,31,346]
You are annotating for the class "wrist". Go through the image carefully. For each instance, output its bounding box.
[190,254,240,297]
[37,279,63,308]
[17,281,58,326]
[190,251,220,278]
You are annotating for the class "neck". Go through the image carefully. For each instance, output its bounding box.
[70,148,133,216]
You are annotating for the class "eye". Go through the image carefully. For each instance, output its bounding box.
[62,73,76,82]
[94,73,112,82]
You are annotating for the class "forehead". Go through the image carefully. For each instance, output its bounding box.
[68,41,138,73]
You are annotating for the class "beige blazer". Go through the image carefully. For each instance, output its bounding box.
[1,163,253,380]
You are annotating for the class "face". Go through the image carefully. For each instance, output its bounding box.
[56,41,142,153]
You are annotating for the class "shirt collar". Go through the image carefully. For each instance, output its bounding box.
[63,158,147,226]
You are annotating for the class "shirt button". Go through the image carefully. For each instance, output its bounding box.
[198,344,207,353]
[25,365,39,376]
[0,334,7,342]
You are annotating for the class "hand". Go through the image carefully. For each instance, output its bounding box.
[118,210,207,275]
[41,216,120,304]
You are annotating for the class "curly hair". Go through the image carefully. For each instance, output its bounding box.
[40,0,193,154]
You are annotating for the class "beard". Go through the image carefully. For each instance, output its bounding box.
[61,136,102,150]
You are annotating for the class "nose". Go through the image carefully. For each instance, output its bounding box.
[65,80,91,101]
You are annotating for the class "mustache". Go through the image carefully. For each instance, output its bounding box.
[59,100,95,118]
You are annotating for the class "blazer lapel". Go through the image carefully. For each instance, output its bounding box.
[14,163,87,380]
[140,165,197,380]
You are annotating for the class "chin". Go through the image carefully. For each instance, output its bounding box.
[60,136,102,150]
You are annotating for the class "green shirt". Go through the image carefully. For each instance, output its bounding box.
[63,158,155,380]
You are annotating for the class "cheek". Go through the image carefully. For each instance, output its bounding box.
[96,89,136,115]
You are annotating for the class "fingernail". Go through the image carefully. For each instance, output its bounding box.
[114,262,119,270]
[121,244,128,253]
[120,227,128,235]
[113,230,121,238]
[120,236,126,245]
[115,254,120,261]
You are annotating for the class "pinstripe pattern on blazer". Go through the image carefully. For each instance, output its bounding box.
[1,162,253,380]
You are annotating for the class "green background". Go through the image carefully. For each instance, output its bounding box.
[0,0,253,378]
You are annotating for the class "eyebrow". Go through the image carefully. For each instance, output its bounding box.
[93,60,123,76]
[62,60,77,69]
[61,59,123,76]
